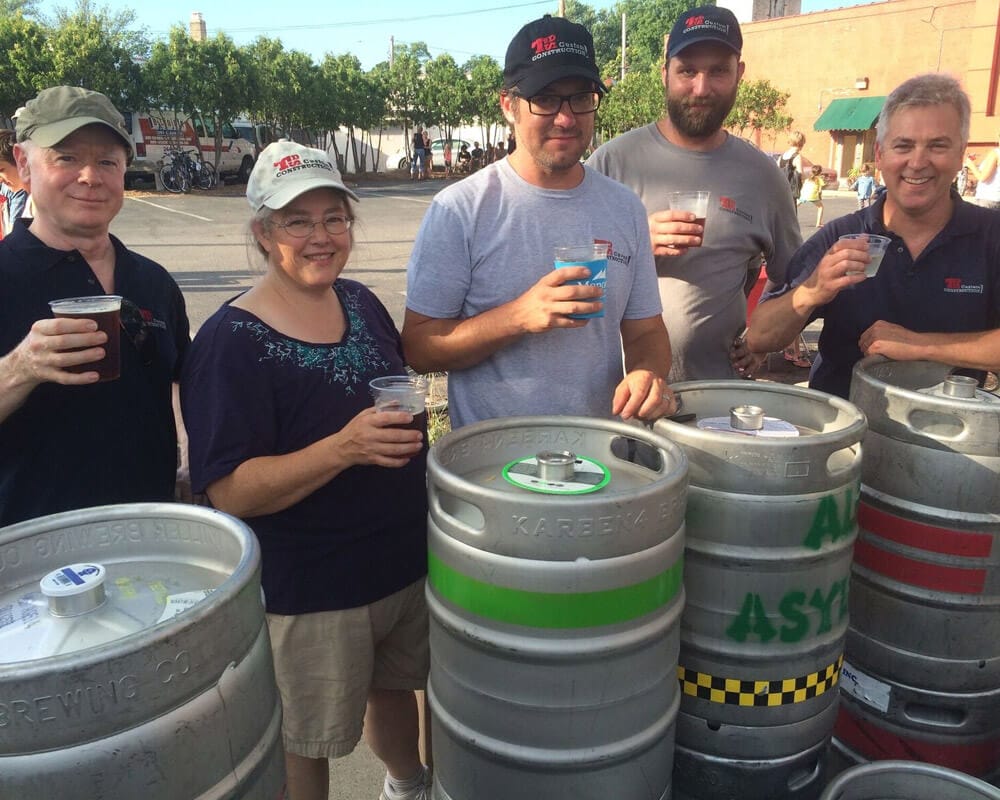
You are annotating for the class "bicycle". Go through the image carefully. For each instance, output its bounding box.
[160,148,216,193]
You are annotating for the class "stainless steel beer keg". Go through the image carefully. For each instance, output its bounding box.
[0,503,284,800]
[655,381,867,800]
[820,760,1000,799]
[426,417,688,800]
[838,358,1000,781]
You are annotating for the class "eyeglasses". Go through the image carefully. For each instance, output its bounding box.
[120,298,154,366]
[523,91,601,116]
[274,215,353,238]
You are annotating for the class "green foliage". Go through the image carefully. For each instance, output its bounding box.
[0,13,49,115]
[462,55,503,146]
[0,0,40,16]
[598,63,662,139]
[422,54,465,138]
[725,79,793,140]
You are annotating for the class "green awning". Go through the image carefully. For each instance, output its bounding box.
[814,97,887,131]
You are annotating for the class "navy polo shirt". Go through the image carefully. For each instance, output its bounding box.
[0,223,190,526]
[764,192,1000,398]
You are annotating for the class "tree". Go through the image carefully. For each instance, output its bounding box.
[597,62,662,139]
[0,13,50,115]
[726,78,793,142]
[616,0,689,72]
[0,0,41,16]
[462,55,503,150]
[372,42,429,157]
[317,53,385,173]
[40,0,148,110]
[421,53,465,140]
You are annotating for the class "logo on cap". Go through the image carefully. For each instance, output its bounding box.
[275,154,301,171]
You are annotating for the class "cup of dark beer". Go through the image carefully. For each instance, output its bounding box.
[668,191,711,241]
[369,375,427,431]
[48,295,122,382]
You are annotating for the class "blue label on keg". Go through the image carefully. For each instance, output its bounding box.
[59,567,86,586]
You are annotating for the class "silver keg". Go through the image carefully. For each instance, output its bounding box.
[820,760,1000,799]
[655,381,867,800]
[426,416,688,800]
[838,358,1000,781]
[0,503,284,800]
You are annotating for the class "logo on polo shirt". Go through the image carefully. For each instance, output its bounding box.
[943,277,984,294]
[595,238,632,266]
[719,195,752,222]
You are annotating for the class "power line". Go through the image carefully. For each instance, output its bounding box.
[146,1,553,37]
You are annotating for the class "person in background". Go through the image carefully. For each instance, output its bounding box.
[422,130,433,174]
[493,140,506,163]
[778,130,805,199]
[0,129,28,236]
[182,142,430,800]
[965,133,1000,209]
[798,164,826,227]
[0,86,189,526]
[587,5,802,382]
[749,73,1000,399]
[410,127,425,181]
[470,140,484,170]
[402,14,676,429]
[443,140,453,177]
[507,131,516,154]
[855,163,875,209]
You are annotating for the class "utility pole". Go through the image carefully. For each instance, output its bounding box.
[620,13,627,81]
[558,0,566,17]
[389,36,395,68]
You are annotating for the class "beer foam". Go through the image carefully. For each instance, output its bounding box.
[49,295,122,314]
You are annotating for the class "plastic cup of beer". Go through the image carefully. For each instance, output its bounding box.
[839,233,891,277]
[668,191,711,237]
[48,295,122,382]
[553,243,609,319]
[369,375,427,431]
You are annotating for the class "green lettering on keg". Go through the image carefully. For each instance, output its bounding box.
[801,487,857,550]
[428,552,683,628]
[727,579,850,644]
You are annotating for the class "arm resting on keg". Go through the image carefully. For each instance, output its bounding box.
[858,323,1000,371]
[0,318,107,423]
[401,266,601,374]
[205,407,423,518]
[615,315,677,420]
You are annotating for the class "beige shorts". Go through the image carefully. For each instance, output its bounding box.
[266,578,429,759]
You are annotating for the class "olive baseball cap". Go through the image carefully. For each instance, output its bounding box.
[247,141,359,212]
[15,86,134,161]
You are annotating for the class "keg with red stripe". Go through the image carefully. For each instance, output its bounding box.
[840,357,1000,782]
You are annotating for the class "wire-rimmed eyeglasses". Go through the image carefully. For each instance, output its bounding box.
[274,215,354,238]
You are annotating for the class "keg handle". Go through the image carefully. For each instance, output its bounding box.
[428,484,486,537]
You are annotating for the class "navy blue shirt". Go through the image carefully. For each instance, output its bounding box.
[0,223,190,525]
[764,193,1000,398]
[181,280,428,615]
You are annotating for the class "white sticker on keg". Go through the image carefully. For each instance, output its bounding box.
[157,589,213,624]
[697,417,799,437]
[840,659,891,713]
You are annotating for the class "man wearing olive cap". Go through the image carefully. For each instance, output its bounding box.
[0,86,190,525]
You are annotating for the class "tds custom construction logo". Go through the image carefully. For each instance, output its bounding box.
[944,277,985,294]
[274,154,301,172]
[719,195,752,223]
[529,34,589,61]
[272,153,336,177]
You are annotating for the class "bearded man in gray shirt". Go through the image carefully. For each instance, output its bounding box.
[588,5,801,383]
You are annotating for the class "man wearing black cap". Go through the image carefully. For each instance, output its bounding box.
[588,5,801,383]
[0,86,190,525]
[402,15,676,428]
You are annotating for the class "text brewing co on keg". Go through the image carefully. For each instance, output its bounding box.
[0,503,285,800]
[426,416,688,800]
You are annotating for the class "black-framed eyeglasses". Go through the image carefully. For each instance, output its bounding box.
[523,91,601,116]
[120,298,154,366]
[274,216,353,238]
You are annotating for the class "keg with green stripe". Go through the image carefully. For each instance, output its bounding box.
[426,416,687,800]
[655,382,866,800]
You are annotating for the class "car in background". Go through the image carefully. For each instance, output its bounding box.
[391,138,471,171]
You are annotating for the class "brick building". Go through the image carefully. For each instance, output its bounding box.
[730,0,1000,181]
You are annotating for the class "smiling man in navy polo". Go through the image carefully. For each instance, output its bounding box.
[749,73,1000,398]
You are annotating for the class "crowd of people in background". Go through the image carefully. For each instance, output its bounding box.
[1,6,998,800]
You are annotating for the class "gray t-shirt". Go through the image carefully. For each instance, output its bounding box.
[588,125,802,382]
[406,158,661,428]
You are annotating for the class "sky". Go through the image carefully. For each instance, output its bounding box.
[35,0,867,71]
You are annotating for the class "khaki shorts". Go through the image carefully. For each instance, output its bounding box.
[266,578,429,759]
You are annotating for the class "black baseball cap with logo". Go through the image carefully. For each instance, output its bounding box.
[503,15,606,98]
[667,6,743,59]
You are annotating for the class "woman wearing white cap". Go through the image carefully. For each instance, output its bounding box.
[181,142,430,800]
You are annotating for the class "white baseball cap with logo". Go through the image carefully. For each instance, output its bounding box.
[246,140,359,212]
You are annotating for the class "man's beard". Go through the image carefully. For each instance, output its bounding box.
[666,85,737,139]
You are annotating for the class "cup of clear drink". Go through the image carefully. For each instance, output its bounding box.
[839,233,891,277]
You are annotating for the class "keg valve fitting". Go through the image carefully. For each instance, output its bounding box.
[536,451,577,482]
[730,405,765,431]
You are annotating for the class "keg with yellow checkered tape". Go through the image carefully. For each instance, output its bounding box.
[656,382,866,800]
